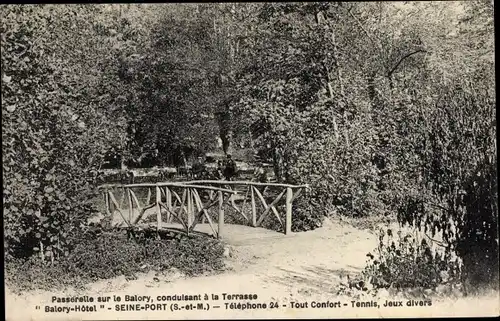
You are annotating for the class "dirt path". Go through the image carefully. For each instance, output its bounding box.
[6,218,499,320]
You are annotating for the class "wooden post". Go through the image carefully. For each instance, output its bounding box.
[251,186,257,227]
[191,189,196,227]
[107,191,113,213]
[102,191,106,212]
[201,190,206,224]
[187,188,193,229]
[285,187,293,235]
[156,186,161,231]
[105,190,111,216]
[128,188,133,224]
[166,187,172,223]
[119,187,126,208]
[218,191,224,239]
[146,187,151,204]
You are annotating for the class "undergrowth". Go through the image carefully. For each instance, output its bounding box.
[5,229,226,294]
[363,229,462,290]
[337,227,464,299]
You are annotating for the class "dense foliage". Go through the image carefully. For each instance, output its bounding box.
[2,2,496,292]
[364,229,462,291]
[2,5,129,260]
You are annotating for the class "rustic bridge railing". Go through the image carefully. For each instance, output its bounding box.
[97,180,309,239]
[182,180,309,235]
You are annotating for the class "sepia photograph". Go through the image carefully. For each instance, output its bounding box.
[2,2,498,320]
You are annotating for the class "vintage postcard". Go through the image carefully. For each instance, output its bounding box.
[3,2,498,320]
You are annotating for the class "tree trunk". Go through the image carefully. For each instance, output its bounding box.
[318,10,348,146]
[217,105,232,155]
[272,142,284,183]
[329,23,349,147]
[221,131,231,154]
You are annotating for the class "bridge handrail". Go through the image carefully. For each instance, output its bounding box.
[182,180,310,189]
[98,182,237,194]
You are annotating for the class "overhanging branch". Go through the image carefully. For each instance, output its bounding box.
[387,49,427,78]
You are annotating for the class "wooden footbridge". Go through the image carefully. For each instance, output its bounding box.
[97,180,309,241]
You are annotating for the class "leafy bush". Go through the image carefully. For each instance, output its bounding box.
[2,5,128,261]
[5,229,226,293]
[393,74,498,291]
[291,196,324,232]
[363,229,462,290]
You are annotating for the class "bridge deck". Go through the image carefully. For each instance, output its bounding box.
[144,223,297,246]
